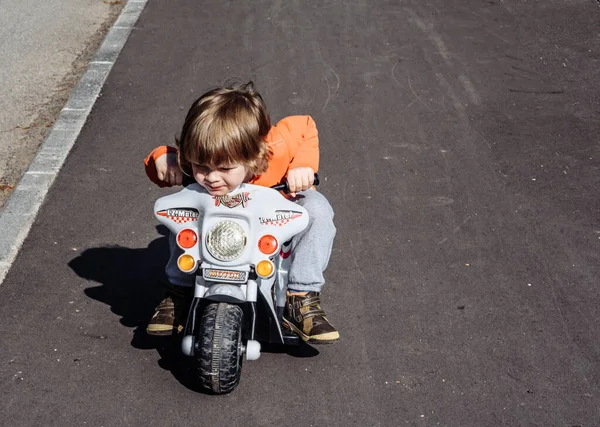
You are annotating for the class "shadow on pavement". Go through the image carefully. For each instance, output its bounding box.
[68,225,170,347]
[261,342,320,358]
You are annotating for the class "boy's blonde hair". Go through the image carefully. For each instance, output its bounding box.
[177,81,272,178]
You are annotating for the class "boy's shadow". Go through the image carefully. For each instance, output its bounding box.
[68,225,171,349]
[68,225,317,392]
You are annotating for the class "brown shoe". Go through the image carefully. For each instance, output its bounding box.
[146,286,192,336]
[282,291,339,344]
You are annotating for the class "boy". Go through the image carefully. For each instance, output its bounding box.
[144,81,339,344]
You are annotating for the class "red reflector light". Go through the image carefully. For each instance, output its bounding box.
[177,229,198,249]
[258,235,278,255]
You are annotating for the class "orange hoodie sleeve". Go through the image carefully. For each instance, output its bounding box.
[143,145,178,187]
[274,115,319,172]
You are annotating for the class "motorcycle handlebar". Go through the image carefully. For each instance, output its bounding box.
[182,173,320,193]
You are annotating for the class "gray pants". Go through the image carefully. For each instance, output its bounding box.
[165,189,336,293]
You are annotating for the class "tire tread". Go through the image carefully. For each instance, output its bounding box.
[196,303,243,394]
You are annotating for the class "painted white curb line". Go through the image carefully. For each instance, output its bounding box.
[0,0,148,285]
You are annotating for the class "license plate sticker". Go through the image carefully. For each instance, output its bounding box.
[203,269,247,283]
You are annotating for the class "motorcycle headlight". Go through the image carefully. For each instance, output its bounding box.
[206,220,247,261]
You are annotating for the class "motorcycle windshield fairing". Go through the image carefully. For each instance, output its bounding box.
[154,182,309,275]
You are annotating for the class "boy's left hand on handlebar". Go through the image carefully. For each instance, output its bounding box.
[286,167,315,196]
[156,152,183,186]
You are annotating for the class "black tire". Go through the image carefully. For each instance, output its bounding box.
[195,302,244,394]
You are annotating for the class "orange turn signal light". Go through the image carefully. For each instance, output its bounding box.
[258,234,278,255]
[177,229,198,249]
[256,260,274,278]
[177,254,196,272]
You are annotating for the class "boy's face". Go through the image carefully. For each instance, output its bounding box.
[192,162,249,196]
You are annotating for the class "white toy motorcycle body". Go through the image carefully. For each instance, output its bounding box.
[154,181,309,394]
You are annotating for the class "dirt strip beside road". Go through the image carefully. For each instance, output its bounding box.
[0,0,125,208]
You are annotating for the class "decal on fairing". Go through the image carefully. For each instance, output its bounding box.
[259,210,303,227]
[280,249,292,259]
[156,208,199,224]
[213,192,251,208]
[280,239,293,258]
[203,269,247,283]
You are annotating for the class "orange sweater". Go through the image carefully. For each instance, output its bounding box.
[144,115,319,188]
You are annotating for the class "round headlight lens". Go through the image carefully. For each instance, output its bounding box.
[206,220,247,261]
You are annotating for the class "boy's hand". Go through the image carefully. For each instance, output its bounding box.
[286,167,315,196]
[155,152,183,186]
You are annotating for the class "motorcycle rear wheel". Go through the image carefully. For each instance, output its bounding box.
[195,302,244,394]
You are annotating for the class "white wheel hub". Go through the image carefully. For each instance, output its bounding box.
[245,340,261,360]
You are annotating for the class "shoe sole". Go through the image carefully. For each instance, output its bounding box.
[146,325,174,336]
[282,318,340,344]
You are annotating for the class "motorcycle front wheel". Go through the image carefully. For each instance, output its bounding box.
[195,302,244,394]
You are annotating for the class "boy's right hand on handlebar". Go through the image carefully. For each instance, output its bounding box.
[155,152,183,186]
[286,166,315,197]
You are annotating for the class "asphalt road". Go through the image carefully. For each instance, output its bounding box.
[2,0,600,425]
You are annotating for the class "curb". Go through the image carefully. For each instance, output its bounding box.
[0,0,148,285]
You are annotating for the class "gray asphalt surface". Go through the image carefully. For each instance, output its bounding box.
[2,0,600,425]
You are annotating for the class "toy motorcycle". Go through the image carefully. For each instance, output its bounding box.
[154,176,318,394]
